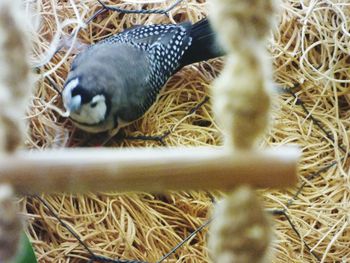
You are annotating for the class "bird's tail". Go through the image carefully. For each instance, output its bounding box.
[179,18,224,68]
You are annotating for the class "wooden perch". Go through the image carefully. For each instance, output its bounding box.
[0,146,299,193]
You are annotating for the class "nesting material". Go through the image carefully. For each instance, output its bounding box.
[23,0,350,262]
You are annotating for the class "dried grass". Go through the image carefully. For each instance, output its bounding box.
[23,0,350,262]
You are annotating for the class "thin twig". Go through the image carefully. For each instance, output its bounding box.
[157,218,213,263]
[269,209,321,262]
[34,195,147,263]
[46,75,62,95]
[286,87,347,154]
[286,160,338,209]
[34,195,96,257]
[97,0,184,16]
[188,96,209,115]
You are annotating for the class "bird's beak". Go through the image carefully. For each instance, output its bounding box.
[67,95,82,113]
[62,78,81,115]
[69,95,81,112]
[62,86,82,114]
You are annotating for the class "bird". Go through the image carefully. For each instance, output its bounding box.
[62,18,224,138]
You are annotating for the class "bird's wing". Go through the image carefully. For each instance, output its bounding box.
[111,24,194,117]
[99,22,191,47]
[147,25,192,85]
[113,26,193,122]
[127,25,193,115]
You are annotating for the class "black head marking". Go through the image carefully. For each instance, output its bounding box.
[71,85,93,104]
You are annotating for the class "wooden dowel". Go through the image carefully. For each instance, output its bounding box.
[0,147,300,193]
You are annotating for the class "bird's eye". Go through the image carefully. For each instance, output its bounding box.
[90,102,98,108]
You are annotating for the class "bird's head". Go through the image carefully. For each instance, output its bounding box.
[62,43,140,133]
[62,76,110,128]
[61,44,130,134]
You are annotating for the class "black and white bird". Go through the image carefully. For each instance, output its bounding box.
[62,18,224,137]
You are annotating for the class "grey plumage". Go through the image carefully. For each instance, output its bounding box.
[62,18,223,136]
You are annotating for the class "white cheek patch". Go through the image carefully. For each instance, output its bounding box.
[70,95,107,125]
[92,94,104,104]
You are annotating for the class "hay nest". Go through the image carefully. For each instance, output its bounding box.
[23,0,350,262]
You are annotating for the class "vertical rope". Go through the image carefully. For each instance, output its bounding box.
[207,0,279,262]
[208,187,273,262]
[209,0,278,149]
[0,0,32,261]
[0,0,32,152]
[0,185,22,262]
